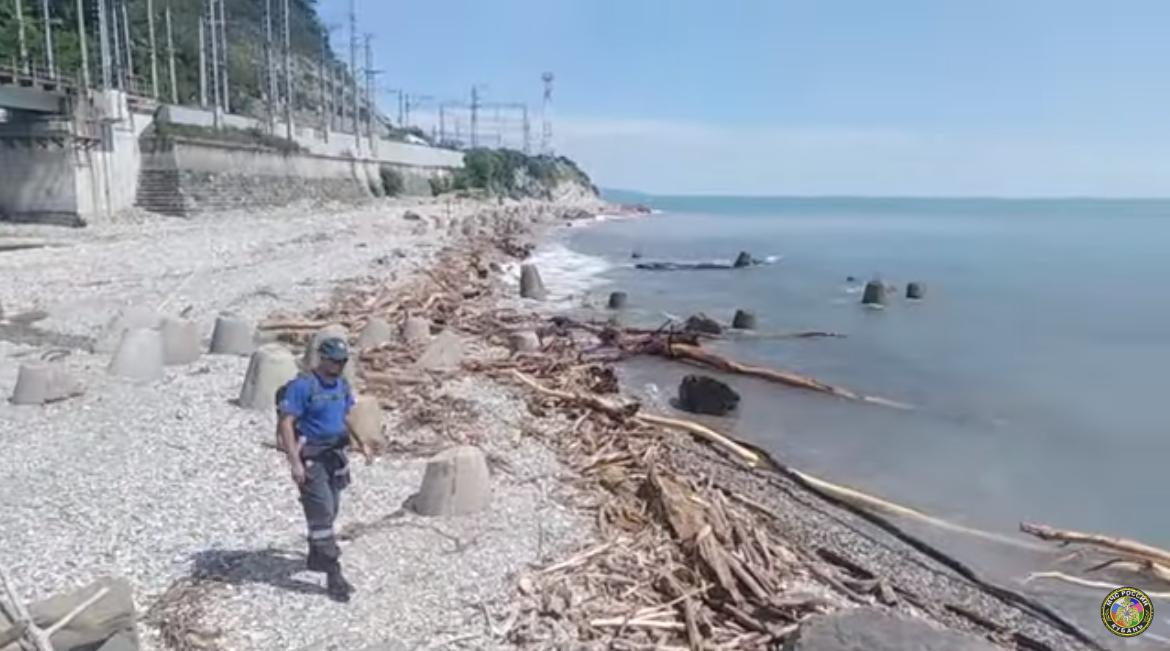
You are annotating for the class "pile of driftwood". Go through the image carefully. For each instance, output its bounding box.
[254,219,1170,650]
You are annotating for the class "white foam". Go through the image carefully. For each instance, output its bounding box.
[503,242,613,306]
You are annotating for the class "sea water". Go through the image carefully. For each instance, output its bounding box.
[540,196,1170,645]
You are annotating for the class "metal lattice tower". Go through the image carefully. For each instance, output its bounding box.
[540,72,554,155]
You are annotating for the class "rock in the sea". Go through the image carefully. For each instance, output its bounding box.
[733,251,755,268]
[861,280,887,307]
[676,374,740,416]
[683,313,723,335]
[410,445,492,517]
[519,263,548,300]
[607,291,628,309]
[783,607,1001,651]
[731,309,757,330]
[906,281,926,300]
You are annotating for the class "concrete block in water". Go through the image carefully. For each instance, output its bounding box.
[107,328,165,382]
[733,251,754,268]
[506,330,540,354]
[607,291,628,309]
[676,374,740,417]
[238,343,299,411]
[861,280,887,307]
[411,445,492,517]
[94,306,161,354]
[303,324,357,383]
[519,263,547,300]
[160,317,202,365]
[416,329,464,371]
[905,281,926,300]
[731,309,757,330]
[357,318,393,349]
[10,362,83,405]
[347,394,385,450]
[208,314,254,355]
[400,316,431,345]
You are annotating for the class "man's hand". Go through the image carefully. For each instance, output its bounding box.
[289,458,307,486]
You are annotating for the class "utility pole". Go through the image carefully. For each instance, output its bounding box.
[147,0,158,97]
[282,0,293,139]
[120,2,133,92]
[111,0,123,89]
[208,1,220,112]
[469,84,485,148]
[76,0,90,89]
[540,72,554,154]
[40,0,54,77]
[197,18,207,106]
[218,0,229,112]
[348,0,359,141]
[97,0,112,89]
[320,26,333,140]
[521,106,531,154]
[14,0,28,73]
[362,32,381,149]
[264,0,275,133]
[165,2,177,102]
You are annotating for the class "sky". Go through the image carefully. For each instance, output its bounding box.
[318,0,1170,197]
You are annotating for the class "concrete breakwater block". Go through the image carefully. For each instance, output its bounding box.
[400,316,431,345]
[410,445,492,517]
[347,395,385,450]
[304,324,357,383]
[906,281,926,300]
[861,280,887,307]
[519,263,547,300]
[17,576,139,651]
[683,313,723,335]
[160,317,202,365]
[107,328,165,382]
[506,330,540,354]
[10,362,84,405]
[357,318,394,349]
[416,330,464,371]
[209,314,255,355]
[731,309,757,330]
[95,306,162,354]
[607,291,628,309]
[238,343,299,411]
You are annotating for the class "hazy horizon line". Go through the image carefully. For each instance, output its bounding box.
[601,189,1170,202]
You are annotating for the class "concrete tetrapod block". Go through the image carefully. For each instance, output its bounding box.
[400,316,431,345]
[10,362,84,405]
[208,314,255,355]
[303,324,357,383]
[506,330,540,354]
[160,317,202,365]
[347,394,385,451]
[416,329,464,371]
[519,263,548,300]
[94,305,162,354]
[238,343,299,411]
[861,280,887,307]
[107,328,165,382]
[411,445,492,517]
[357,317,394,349]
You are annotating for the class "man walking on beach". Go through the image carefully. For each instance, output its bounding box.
[277,336,357,602]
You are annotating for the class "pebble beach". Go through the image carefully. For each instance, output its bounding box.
[0,195,1117,651]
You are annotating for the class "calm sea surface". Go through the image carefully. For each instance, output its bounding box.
[545,195,1170,645]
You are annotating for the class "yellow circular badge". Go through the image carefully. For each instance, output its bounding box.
[1102,587,1154,637]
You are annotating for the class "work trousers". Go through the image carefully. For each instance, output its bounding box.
[298,440,351,574]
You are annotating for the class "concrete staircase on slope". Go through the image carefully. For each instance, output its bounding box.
[135,169,189,217]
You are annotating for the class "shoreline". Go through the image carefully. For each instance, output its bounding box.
[0,196,1105,651]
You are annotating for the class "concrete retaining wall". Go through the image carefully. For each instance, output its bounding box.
[137,137,447,216]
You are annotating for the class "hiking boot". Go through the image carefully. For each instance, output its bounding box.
[326,568,354,603]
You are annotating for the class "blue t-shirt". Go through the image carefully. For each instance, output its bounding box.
[278,373,354,444]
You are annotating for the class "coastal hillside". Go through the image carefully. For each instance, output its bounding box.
[442,148,600,201]
[0,0,383,131]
